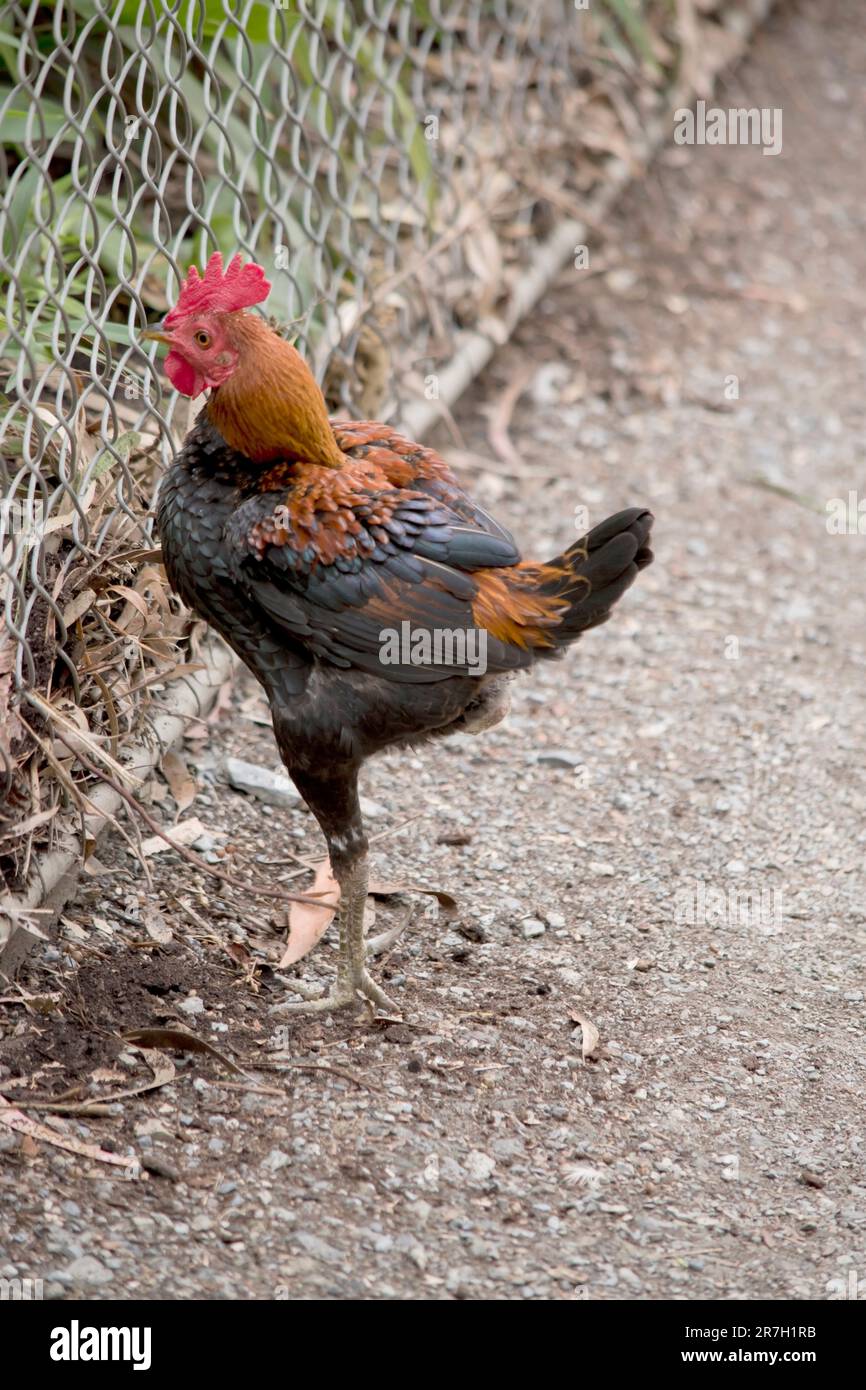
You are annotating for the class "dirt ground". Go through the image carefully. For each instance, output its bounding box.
[1,0,864,1302]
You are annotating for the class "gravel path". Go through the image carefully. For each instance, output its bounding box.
[2,0,863,1302]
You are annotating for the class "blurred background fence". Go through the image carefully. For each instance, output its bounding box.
[0,0,762,893]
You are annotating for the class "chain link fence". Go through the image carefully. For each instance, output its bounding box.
[1,0,758,890]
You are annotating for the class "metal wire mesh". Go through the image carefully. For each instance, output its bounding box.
[0,0,692,876]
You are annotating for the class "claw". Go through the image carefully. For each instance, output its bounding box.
[272,987,357,1016]
[357,970,400,1015]
[273,971,400,1017]
[281,977,327,1002]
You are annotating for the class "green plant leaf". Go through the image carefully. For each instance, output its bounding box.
[0,88,69,141]
[597,0,663,74]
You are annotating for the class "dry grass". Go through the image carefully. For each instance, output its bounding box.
[0,412,191,893]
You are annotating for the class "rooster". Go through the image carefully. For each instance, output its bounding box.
[145,253,653,1014]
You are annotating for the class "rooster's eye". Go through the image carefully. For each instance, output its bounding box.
[194,330,211,348]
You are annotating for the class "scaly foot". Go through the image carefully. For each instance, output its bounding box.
[276,850,401,1016]
[274,969,399,1016]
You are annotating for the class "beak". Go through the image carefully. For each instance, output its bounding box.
[140,323,173,346]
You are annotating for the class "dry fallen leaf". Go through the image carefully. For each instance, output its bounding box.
[570,1011,600,1062]
[0,1097,144,1175]
[140,816,206,857]
[72,1048,177,1110]
[162,749,198,815]
[0,991,61,1012]
[142,906,172,945]
[368,880,457,914]
[280,858,340,967]
[61,586,96,627]
[123,1028,252,1079]
[82,854,115,877]
[278,866,457,968]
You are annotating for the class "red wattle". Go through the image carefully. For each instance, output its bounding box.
[164,350,205,398]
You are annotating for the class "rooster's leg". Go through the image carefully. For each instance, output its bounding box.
[278,851,398,1014]
[335,854,399,1011]
[274,763,399,1015]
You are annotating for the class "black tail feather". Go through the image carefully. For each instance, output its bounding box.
[545,507,654,641]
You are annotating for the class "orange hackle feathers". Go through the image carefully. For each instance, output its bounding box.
[207,315,346,468]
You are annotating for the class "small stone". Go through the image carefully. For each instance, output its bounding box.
[61,1255,112,1288]
[226,758,300,808]
[263,1149,291,1173]
[522,918,546,939]
[465,1151,496,1182]
[294,1232,341,1263]
[605,268,638,295]
[140,1156,179,1181]
[178,995,205,1015]
[800,1170,826,1189]
[664,293,689,315]
[535,750,582,769]
[134,1118,174,1141]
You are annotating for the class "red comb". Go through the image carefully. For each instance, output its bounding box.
[164,252,271,326]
